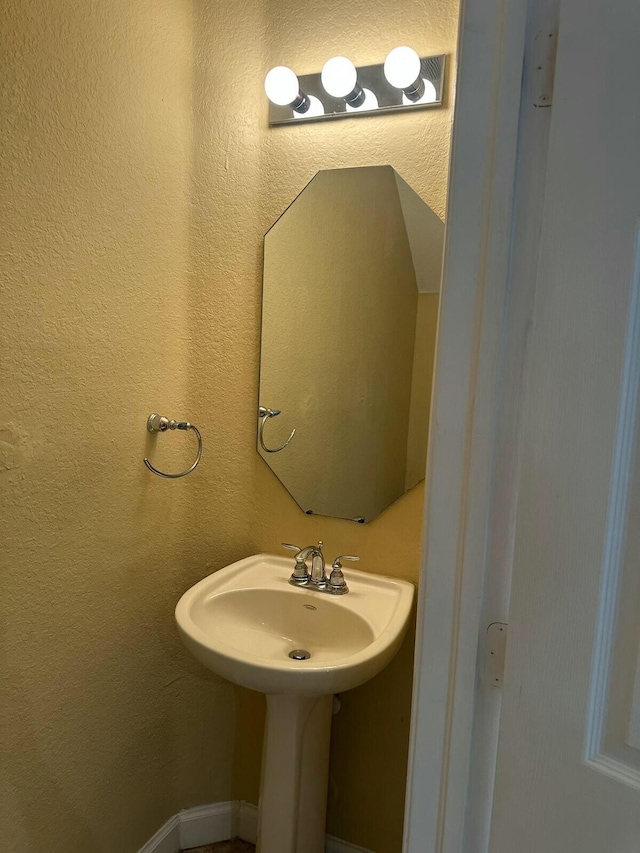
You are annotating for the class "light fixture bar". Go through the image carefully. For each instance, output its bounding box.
[267,54,446,126]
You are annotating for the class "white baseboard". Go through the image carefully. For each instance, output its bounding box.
[180,801,235,849]
[138,799,373,853]
[137,802,234,853]
[236,800,258,844]
[326,834,375,853]
[137,813,180,853]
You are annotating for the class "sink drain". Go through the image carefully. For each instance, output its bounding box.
[289,649,311,661]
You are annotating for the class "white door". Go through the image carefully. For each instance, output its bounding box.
[489,1,640,850]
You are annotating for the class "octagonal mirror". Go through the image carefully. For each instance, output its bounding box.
[258,165,443,522]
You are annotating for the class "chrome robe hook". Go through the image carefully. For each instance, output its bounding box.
[258,406,296,453]
[144,413,202,478]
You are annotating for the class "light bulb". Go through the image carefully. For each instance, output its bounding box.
[384,46,421,90]
[321,56,358,98]
[264,66,301,106]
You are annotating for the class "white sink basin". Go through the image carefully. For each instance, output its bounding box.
[175,553,414,695]
[176,553,414,853]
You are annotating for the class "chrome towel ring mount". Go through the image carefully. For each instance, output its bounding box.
[258,406,296,453]
[144,413,202,478]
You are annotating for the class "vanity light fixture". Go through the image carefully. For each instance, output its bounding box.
[265,49,445,126]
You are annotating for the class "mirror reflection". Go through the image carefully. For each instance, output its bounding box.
[258,166,443,522]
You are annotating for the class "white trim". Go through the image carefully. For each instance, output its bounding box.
[583,221,640,789]
[459,1,559,848]
[629,642,640,750]
[584,220,640,761]
[326,836,375,853]
[137,814,180,853]
[137,800,372,853]
[137,803,234,853]
[584,752,640,795]
[236,800,258,845]
[179,802,236,849]
[403,0,532,852]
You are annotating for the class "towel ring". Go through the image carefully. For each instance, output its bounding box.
[258,406,296,453]
[144,413,202,478]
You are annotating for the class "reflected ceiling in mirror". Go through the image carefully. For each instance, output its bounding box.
[258,166,443,522]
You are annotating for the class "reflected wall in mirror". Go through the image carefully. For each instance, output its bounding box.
[258,165,443,522]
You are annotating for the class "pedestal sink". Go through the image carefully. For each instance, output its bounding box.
[175,554,414,853]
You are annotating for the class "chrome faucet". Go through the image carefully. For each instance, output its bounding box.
[282,541,325,586]
[281,543,359,594]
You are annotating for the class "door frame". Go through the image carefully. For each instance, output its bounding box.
[403,0,541,850]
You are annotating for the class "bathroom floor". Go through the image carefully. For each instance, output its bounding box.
[183,842,255,853]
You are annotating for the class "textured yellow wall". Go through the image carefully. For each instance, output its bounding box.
[0,1,237,851]
[1,0,457,848]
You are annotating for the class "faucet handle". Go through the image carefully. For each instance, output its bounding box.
[332,554,360,567]
[282,543,310,585]
[328,555,359,594]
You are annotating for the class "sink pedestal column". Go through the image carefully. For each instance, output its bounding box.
[257,693,333,853]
